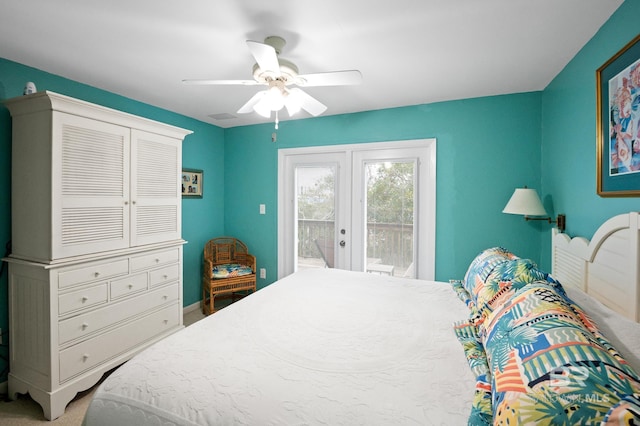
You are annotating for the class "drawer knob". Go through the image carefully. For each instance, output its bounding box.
[82,323,89,330]
[163,274,168,280]
[82,354,90,362]
[94,272,100,277]
[155,258,160,263]
[128,284,133,289]
[81,296,89,303]
[163,319,169,325]
[163,295,168,300]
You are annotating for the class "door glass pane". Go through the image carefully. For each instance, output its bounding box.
[365,161,415,278]
[296,166,336,270]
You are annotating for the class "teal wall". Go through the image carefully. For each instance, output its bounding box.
[540,0,640,266]
[224,93,545,287]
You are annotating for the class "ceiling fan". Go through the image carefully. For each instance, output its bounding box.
[183,36,362,125]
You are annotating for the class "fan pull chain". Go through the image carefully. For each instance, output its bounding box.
[275,110,279,129]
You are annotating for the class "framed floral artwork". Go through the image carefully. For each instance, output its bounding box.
[596,33,640,197]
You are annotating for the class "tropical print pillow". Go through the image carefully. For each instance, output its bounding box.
[483,282,640,425]
[212,263,253,279]
[462,247,518,301]
[454,249,640,425]
[459,248,559,328]
[478,258,561,326]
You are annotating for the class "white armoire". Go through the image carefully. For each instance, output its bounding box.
[3,91,192,420]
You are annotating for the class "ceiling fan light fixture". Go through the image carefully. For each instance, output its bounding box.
[265,86,285,111]
[252,95,272,118]
[188,36,360,125]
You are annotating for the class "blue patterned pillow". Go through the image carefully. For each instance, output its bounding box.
[212,263,253,279]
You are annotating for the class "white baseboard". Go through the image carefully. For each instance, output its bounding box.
[183,301,201,314]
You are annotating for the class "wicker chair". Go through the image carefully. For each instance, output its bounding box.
[202,237,256,315]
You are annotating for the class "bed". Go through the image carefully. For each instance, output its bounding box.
[82,212,640,425]
[83,268,476,424]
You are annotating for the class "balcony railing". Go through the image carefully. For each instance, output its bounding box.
[298,219,414,273]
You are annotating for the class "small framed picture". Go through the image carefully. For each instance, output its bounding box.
[181,168,203,198]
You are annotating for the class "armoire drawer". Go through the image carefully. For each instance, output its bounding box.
[58,283,108,315]
[110,273,148,299]
[149,264,180,287]
[58,259,129,289]
[58,282,180,345]
[59,304,180,382]
[131,248,180,272]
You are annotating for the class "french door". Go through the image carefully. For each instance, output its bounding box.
[278,139,435,280]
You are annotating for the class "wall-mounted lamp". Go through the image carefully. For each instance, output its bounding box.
[502,187,566,232]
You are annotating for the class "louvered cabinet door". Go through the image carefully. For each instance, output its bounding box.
[52,112,131,258]
[130,130,181,246]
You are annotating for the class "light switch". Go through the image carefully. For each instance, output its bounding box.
[260,204,266,215]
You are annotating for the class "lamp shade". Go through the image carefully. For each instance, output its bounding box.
[502,188,547,216]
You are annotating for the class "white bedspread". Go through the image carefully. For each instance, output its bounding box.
[83,268,475,425]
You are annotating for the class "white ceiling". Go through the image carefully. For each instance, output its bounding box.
[1,0,623,128]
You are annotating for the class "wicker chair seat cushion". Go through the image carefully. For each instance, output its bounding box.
[212,263,254,279]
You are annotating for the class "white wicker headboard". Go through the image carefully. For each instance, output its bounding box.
[551,211,640,323]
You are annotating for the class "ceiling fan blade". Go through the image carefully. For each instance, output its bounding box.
[289,88,327,116]
[295,70,362,87]
[246,40,281,77]
[182,79,259,85]
[237,91,267,114]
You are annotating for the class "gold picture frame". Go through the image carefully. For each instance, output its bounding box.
[596,33,640,197]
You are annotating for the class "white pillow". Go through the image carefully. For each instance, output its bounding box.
[564,286,640,374]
